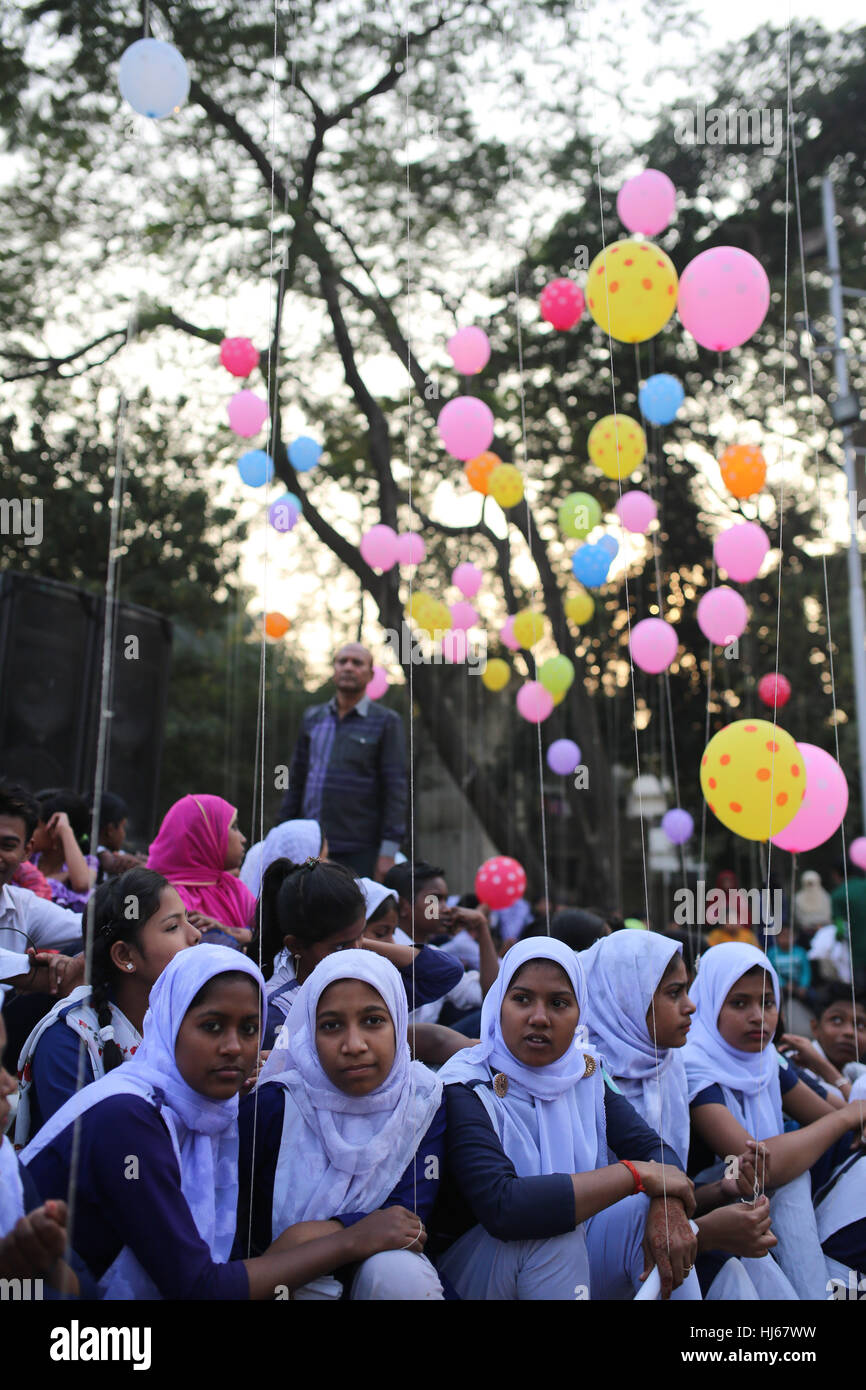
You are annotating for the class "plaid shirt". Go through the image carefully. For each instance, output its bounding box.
[279,695,407,854]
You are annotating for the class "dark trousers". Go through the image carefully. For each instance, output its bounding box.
[328,848,378,878]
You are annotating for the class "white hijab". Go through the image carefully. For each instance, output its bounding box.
[583,932,691,1166]
[22,946,266,1298]
[682,943,784,1140]
[360,878,398,921]
[239,819,323,895]
[0,1134,25,1238]
[260,950,442,1231]
[439,937,607,1178]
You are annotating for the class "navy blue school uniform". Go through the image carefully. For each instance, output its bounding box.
[27,1013,95,1135]
[24,1095,249,1299]
[234,1081,446,1261]
[263,945,463,1049]
[11,1155,100,1300]
[430,1076,681,1254]
[686,1059,803,1177]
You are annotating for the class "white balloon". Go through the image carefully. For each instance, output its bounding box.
[118,38,190,119]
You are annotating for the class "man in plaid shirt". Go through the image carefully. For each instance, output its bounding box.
[278,644,407,880]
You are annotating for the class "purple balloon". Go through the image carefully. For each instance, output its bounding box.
[662,808,694,845]
[547,739,581,775]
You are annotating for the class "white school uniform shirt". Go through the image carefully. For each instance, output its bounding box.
[0,883,83,982]
[409,945,482,1025]
[439,929,481,971]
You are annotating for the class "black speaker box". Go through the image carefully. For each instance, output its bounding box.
[0,571,172,840]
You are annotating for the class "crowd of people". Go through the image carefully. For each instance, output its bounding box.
[0,645,863,1301]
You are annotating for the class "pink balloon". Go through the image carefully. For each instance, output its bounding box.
[366,666,389,700]
[714,522,770,583]
[850,837,866,871]
[453,562,482,598]
[437,397,495,461]
[697,586,748,645]
[227,390,269,437]
[771,743,848,853]
[220,337,260,377]
[442,630,469,664]
[447,326,491,375]
[396,533,426,566]
[360,524,399,571]
[616,169,676,236]
[615,490,658,534]
[516,681,554,723]
[630,617,678,674]
[450,601,478,631]
[500,614,520,652]
[678,247,770,352]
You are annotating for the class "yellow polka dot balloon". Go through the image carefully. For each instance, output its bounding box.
[588,414,646,479]
[513,609,545,648]
[586,240,678,343]
[700,718,807,841]
[565,591,595,625]
[488,463,524,509]
[481,657,510,692]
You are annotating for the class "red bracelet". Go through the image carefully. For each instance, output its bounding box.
[619,1159,645,1195]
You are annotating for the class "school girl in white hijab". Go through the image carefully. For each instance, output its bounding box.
[435,937,698,1299]
[241,950,446,1299]
[239,819,324,897]
[583,931,799,1300]
[21,946,400,1300]
[684,942,866,1298]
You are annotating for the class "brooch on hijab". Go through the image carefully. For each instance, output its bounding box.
[582,1055,597,1078]
[493,1072,509,1098]
[303,856,319,870]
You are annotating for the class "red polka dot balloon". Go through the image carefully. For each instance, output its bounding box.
[475,855,527,910]
[699,718,806,841]
[757,673,791,710]
[540,279,585,331]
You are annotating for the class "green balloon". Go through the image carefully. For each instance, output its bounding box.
[558,492,601,539]
[539,654,575,696]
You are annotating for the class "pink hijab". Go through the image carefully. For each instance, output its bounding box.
[147,794,256,930]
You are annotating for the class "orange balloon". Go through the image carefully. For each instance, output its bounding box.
[465,451,501,495]
[719,445,766,499]
[264,611,291,638]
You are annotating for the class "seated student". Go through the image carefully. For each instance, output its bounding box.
[705,871,760,949]
[1,1008,96,1298]
[15,869,201,1144]
[11,858,52,900]
[93,792,147,881]
[767,921,812,1033]
[22,947,424,1299]
[432,937,699,1301]
[685,943,866,1297]
[30,789,98,913]
[253,859,464,1050]
[360,879,399,942]
[147,794,253,947]
[549,907,609,953]
[779,983,866,1098]
[239,951,445,1299]
[239,819,325,898]
[384,861,499,1026]
[0,781,85,1016]
[582,930,798,1299]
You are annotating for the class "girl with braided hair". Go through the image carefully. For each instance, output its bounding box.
[15,868,200,1144]
[251,858,464,1051]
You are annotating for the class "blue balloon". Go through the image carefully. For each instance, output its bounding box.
[571,543,611,588]
[597,533,619,560]
[289,435,322,472]
[238,450,274,487]
[639,373,684,426]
